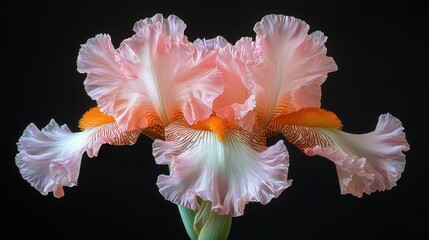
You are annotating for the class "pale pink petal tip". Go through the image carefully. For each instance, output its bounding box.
[305,113,409,197]
[366,113,409,190]
[305,146,374,198]
[133,14,187,43]
[15,120,87,197]
[153,123,291,217]
[16,116,142,197]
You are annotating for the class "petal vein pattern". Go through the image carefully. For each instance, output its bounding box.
[251,14,338,127]
[15,119,141,198]
[15,13,411,235]
[195,36,256,132]
[270,111,409,197]
[78,14,223,132]
[153,121,291,217]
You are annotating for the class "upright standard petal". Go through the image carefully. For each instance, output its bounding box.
[16,108,141,197]
[195,36,256,131]
[269,108,409,197]
[251,14,338,127]
[133,14,188,45]
[77,34,126,117]
[153,119,291,217]
[77,14,223,132]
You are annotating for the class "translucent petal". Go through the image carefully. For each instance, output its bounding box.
[153,121,291,216]
[195,36,256,131]
[15,119,140,197]
[272,113,409,197]
[251,14,338,127]
[77,14,223,131]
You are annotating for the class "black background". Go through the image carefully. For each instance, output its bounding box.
[3,1,426,239]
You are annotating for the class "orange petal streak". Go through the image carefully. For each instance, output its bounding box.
[79,107,116,131]
[269,107,342,130]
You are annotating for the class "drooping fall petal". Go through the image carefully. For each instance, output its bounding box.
[250,14,338,127]
[15,108,141,197]
[269,108,409,197]
[153,120,291,217]
[77,14,224,132]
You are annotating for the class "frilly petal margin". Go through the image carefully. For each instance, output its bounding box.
[194,36,256,132]
[304,146,375,197]
[77,14,224,132]
[305,113,409,197]
[153,121,291,217]
[77,34,125,117]
[15,119,141,198]
[133,13,188,44]
[275,113,409,197]
[251,14,338,127]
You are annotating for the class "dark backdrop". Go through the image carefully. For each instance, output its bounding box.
[3,1,426,239]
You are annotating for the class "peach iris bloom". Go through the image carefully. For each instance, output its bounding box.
[16,14,409,218]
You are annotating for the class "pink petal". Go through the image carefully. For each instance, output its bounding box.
[153,121,291,217]
[78,14,223,131]
[77,34,126,117]
[251,14,338,127]
[283,113,409,197]
[133,14,188,44]
[304,146,374,197]
[195,36,256,131]
[15,119,141,197]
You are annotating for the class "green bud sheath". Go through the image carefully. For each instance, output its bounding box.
[178,200,232,240]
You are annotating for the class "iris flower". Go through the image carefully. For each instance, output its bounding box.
[16,13,410,239]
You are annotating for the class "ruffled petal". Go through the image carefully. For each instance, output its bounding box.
[251,14,338,127]
[78,14,223,132]
[270,111,409,197]
[195,36,256,131]
[77,34,126,117]
[304,146,374,197]
[153,121,291,217]
[15,119,141,198]
[133,14,188,44]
